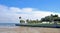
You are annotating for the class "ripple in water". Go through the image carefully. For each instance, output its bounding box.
[0,23,19,28]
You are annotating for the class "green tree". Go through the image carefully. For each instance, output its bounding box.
[20,20,25,23]
[26,19,30,23]
[41,14,60,24]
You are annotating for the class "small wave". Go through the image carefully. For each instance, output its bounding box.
[0,26,19,28]
[0,23,19,28]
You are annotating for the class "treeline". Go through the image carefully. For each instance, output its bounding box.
[41,14,60,22]
[19,14,60,23]
[19,19,41,23]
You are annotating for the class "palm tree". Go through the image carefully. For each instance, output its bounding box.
[19,17,21,19]
[19,17,27,23]
[19,17,21,23]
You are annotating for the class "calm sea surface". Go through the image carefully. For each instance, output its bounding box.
[0,23,19,28]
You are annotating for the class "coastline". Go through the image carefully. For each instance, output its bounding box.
[0,26,60,33]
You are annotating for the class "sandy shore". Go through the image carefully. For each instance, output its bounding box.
[0,26,60,33]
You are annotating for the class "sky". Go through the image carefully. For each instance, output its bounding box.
[0,0,60,23]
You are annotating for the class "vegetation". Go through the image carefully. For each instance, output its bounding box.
[41,14,60,24]
[41,14,60,22]
[26,19,41,23]
[20,20,25,23]
[19,14,60,24]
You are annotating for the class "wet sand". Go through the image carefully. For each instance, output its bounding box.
[0,26,60,33]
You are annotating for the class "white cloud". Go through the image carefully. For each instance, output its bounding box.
[0,5,60,23]
[22,8,33,12]
[9,7,21,13]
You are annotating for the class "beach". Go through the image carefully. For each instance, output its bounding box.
[0,26,60,33]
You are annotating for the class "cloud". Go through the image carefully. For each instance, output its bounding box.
[0,5,60,23]
[22,8,33,12]
[9,7,21,13]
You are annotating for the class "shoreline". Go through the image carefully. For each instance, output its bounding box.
[15,24,60,28]
[0,26,60,33]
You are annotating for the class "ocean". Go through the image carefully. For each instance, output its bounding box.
[0,23,19,28]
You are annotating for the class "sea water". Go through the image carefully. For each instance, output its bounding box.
[0,23,19,28]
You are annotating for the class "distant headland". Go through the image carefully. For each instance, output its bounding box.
[16,14,60,28]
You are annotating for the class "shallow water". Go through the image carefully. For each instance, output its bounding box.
[0,23,19,28]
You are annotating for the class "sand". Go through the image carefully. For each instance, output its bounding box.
[0,26,60,33]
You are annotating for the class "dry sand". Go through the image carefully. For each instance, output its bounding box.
[0,26,60,33]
